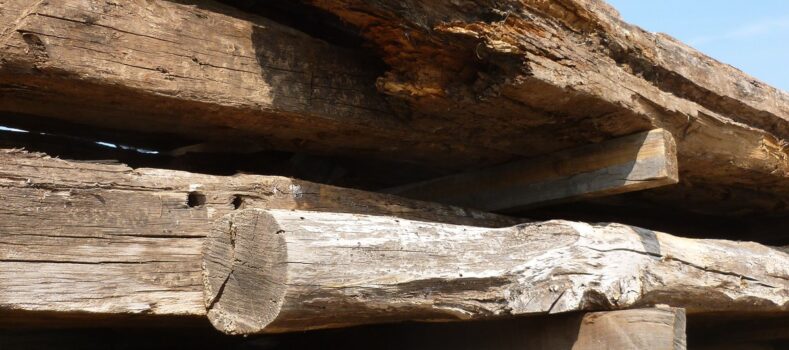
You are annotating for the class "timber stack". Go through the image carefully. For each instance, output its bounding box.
[0,0,787,349]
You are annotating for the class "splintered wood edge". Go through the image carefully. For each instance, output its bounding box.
[203,209,288,335]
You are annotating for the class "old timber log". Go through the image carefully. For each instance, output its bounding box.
[205,209,787,334]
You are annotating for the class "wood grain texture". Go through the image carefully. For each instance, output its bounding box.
[573,306,686,350]
[0,148,514,319]
[0,0,786,218]
[203,208,788,334]
[305,0,789,216]
[0,148,784,333]
[0,0,499,166]
[389,129,678,211]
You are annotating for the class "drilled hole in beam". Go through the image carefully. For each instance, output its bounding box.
[188,191,206,208]
[232,195,243,210]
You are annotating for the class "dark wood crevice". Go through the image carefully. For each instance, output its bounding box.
[2,313,787,349]
[0,113,449,189]
[520,201,789,246]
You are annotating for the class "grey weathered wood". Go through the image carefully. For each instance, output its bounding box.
[0,150,789,330]
[1,149,786,333]
[388,129,678,211]
[0,148,515,320]
[203,208,788,334]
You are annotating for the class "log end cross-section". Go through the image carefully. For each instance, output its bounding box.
[204,210,288,335]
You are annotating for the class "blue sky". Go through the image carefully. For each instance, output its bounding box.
[606,0,789,92]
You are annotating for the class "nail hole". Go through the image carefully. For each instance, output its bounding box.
[232,195,243,210]
[187,191,206,208]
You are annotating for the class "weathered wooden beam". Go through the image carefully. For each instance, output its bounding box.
[0,0,501,167]
[305,0,789,216]
[2,0,787,216]
[388,129,678,212]
[0,148,515,320]
[204,208,788,334]
[1,149,786,333]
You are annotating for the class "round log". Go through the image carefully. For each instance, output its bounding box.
[203,209,789,335]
